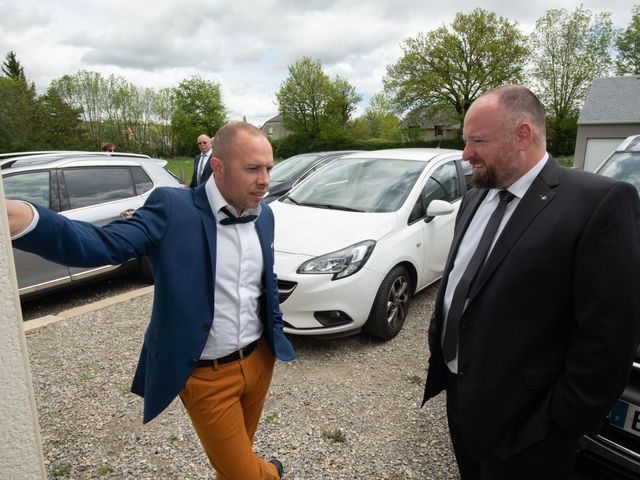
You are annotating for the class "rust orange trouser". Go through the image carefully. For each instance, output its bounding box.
[179,339,280,480]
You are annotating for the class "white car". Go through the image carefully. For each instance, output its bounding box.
[272,148,471,340]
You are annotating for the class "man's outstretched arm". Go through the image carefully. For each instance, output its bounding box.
[5,200,35,237]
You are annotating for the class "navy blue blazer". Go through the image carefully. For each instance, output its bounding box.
[13,185,296,423]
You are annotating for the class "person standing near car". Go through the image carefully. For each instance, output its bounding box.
[6,122,292,480]
[423,85,640,479]
[190,133,213,188]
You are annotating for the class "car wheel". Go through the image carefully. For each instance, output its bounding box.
[364,265,412,340]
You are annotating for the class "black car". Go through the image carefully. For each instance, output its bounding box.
[264,150,359,203]
[574,135,640,479]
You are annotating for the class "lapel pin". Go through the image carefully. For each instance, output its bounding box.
[540,195,547,201]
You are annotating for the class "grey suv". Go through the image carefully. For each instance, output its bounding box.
[1,151,183,298]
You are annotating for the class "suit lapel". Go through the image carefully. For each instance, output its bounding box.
[193,185,218,283]
[468,159,560,301]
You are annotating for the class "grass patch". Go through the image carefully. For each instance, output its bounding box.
[407,374,423,386]
[52,462,72,477]
[264,412,279,423]
[556,156,574,168]
[321,428,347,443]
[78,373,92,382]
[97,464,112,476]
[168,433,178,443]
[165,157,193,185]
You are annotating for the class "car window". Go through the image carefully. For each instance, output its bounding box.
[287,158,425,213]
[409,160,460,223]
[460,161,473,191]
[597,152,640,196]
[63,167,135,209]
[271,154,323,182]
[2,171,51,208]
[131,166,153,195]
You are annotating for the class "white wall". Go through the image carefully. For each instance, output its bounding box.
[0,184,46,479]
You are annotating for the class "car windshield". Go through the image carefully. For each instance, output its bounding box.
[285,157,425,212]
[597,152,640,196]
[270,154,325,182]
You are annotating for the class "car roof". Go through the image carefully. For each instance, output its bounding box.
[614,134,640,152]
[1,151,160,172]
[342,148,462,162]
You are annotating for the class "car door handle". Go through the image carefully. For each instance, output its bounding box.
[120,209,135,218]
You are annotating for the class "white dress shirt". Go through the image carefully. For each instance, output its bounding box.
[442,153,549,372]
[199,176,264,359]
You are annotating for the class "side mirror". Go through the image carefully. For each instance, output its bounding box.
[425,199,455,223]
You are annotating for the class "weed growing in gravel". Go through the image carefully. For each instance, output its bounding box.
[98,463,112,476]
[407,375,423,385]
[265,412,279,423]
[168,433,178,443]
[321,428,346,443]
[52,462,72,477]
[78,373,92,382]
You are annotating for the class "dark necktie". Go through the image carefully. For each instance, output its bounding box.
[219,206,257,225]
[442,190,515,363]
[197,154,206,184]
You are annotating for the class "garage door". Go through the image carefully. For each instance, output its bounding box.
[584,138,625,171]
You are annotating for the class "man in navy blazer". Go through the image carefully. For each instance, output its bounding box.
[8,122,294,479]
[423,85,640,479]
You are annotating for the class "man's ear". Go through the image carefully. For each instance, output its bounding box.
[516,122,534,148]
[211,156,223,176]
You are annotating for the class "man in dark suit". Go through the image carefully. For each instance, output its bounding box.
[423,85,640,479]
[7,122,292,479]
[189,133,213,188]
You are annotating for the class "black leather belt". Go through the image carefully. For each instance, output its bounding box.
[194,340,259,367]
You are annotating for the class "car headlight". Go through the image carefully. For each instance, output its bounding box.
[297,240,376,280]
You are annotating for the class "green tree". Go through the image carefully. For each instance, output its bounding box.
[2,50,25,80]
[0,51,40,152]
[171,76,227,155]
[362,92,401,141]
[35,87,85,149]
[529,6,615,155]
[616,5,640,75]
[276,57,336,144]
[276,57,361,149]
[384,8,528,128]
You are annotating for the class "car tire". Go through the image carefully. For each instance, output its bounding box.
[364,265,413,340]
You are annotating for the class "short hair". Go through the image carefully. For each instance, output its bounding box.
[211,122,266,159]
[101,142,116,152]
[488,85,546,144]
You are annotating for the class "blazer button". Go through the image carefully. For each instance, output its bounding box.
[202,323,212,331]
[190,359,199,366]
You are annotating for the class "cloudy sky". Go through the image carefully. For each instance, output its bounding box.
[1,0,637,126]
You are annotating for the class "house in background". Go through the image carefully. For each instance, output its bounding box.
[400,108,460,142]
[260,114,289,140]
[573,76,640,171]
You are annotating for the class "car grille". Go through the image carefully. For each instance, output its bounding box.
[277,279,297,303]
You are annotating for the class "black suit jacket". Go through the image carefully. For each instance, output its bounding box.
[423,158,640,459]
[189,152,213,188]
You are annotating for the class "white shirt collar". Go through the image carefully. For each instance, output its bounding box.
[204,176,261,223]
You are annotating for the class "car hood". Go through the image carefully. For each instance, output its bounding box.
[271,201,398,256]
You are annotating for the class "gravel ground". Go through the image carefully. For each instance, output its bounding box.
[25,282,460,480]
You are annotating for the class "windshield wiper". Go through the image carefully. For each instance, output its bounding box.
[298,202,364,212]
